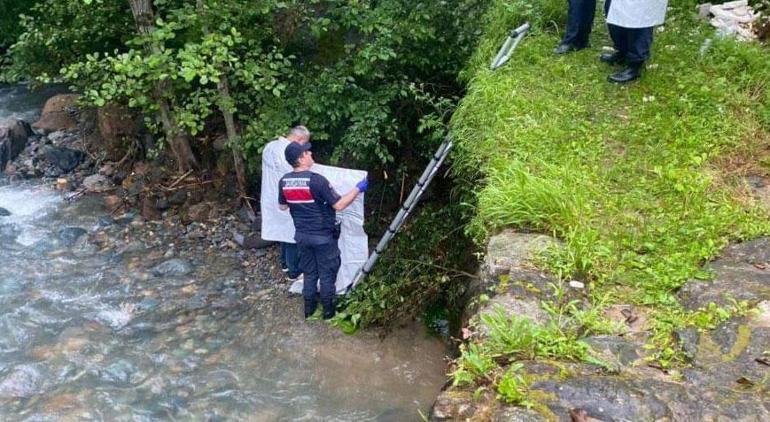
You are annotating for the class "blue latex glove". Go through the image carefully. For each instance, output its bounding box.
[356,178,369,193]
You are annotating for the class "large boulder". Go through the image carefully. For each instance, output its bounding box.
[0,119,32,171]
[96,104,138,160]
[32,94,79,135]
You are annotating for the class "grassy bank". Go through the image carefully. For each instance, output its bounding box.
[450,0,770,383]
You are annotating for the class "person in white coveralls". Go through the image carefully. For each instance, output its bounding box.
[260,126,310,283]
[602,0,668,83]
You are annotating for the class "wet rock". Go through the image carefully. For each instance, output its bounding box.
[32,94,79,135]
[47,130,69,143]
[101,359,138,384]
[156,197,170,211]
[83,174,113,193]
[232,232,274,249]
[674,327,700,361]
[681,237,770,311]
[42,145,84,172]
[104,194,122,210]
[0,364,46,399]
[0,207,10,216]
[183,202,213,224]
[58,227,87,247]
[492,407,546,422]
[142,196,162,221]
[585,335,646,368]
[56,177,70,191]
[485,231,558,277]
[151,258,194,277]
[0,119,32,171]
[168,190,187,205]
[478,294,550,330]
[430,391,482,421]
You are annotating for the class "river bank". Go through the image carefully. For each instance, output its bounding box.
[0,87,450,420]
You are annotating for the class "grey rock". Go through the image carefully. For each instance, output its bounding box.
[101,359,137,384]
[232,232,274,250]
[0,207,10,216]
[151,258,193,277]
[168,190,187,206]
[0,119,32,171]
[674,327,700,361]
[83,174,113,192]
[58,227,87,247]
[42,145,84,172]
[485,231,558,277]
[0,364,46,399]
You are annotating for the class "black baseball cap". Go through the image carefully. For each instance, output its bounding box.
[285,142,312,166]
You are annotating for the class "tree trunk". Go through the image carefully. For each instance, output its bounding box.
[128,0,198,172]
[219,78,249,202]
[197,0,248,203]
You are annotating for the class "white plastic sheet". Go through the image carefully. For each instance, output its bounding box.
[607,0,668,28]
[260,138,368,293]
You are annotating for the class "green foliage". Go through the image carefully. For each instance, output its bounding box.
[451,0,770,370]
[0,0,37,50]
[336,202,475,328]
[451,343,496,386]
[1,0,132,82]
[481,305,591,362]
[496,363,532,407]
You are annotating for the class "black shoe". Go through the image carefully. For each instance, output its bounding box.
[553,43,583,55]
[600,51,625,65]
[608,65,642,83]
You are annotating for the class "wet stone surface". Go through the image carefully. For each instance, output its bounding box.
[0,182,448,420]
[431,232,770,421]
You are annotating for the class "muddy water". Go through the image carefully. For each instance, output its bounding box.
[0,89,448,420]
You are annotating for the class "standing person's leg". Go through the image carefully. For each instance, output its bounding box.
[608,26,652,83]
[298,243,320,318]
[317,241,341,320]
[556,0,597,54]
[280,242,288,272]
[284,242,302,280]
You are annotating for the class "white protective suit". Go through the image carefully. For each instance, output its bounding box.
[607,0,668,28]
[260,138,368,293]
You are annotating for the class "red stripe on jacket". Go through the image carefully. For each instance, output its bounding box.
[283,187,314,202]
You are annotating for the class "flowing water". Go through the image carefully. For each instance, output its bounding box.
[0,88,448,420]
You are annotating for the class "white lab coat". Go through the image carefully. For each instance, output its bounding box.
[260,137,295,243]
[607,0,668,28]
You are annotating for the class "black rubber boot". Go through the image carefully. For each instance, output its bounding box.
[608,63,642,83]
[553,43,585,55]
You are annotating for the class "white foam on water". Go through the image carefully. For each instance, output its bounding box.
[0,184,62,246]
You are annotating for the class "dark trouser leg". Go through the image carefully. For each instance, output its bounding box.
[280,242,287,268]
[298,243,319,317]
[562,0,597,48]
[624,26,654,67]
[604,0,625,55]
[317,241,341,319]
[283,242,301,278]
[607,23,627,56]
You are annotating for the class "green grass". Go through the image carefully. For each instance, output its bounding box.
[450,0,770,388]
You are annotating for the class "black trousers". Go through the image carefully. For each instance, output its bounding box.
[298,240,340,317]
[562,0,597,48]
[604,0,654,65]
